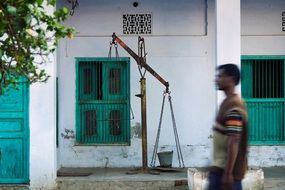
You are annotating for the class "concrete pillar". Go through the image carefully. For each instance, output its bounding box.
[215,0,241,103]
[29,3,57,190]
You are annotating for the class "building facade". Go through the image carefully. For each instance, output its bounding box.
[0,0,284,189]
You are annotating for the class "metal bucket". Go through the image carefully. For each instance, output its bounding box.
[157,151,173,167]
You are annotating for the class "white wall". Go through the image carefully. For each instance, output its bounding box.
[29,3,57,190]
[241,0,285,36]
[56,0,285,169]
[241,0,285,166]
[30,61,57,189]
[57,0,216,168]
[61,0,207,36]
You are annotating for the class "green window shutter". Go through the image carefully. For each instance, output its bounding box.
[110,110,121,136]
[241,56,285,145]
[85,110,97,136]
[79,61,103,101]
[76,58,130,145]
[104,61,128,100]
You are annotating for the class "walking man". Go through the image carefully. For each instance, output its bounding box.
[208,64,248,190]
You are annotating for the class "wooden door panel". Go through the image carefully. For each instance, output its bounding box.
[0,119,23,133]
[0,85,24,112]
[0,82,29,183]
[0,139,24,178]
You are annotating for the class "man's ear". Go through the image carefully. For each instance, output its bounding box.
[229,76,236,84]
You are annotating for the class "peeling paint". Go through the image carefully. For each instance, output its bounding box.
[131,122,142,138]
[121,148,129,158]
[248,146,285,167]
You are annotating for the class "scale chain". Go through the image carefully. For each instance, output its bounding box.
[150,91,185,168]
[169,95,185,168]
[150,92,166,167]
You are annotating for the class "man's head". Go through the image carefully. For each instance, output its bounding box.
[215,64,240,91]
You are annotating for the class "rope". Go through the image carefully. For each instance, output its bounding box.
[150,91,185,168]
[108,42,120,60]
[107,41,135,122]
[68,0,79,16]
[108,42,112,58]
[150,92,166,167]
[169,94,185,168]
[129,103,135,120]
[137,36,147,78]
[115,43,119,60]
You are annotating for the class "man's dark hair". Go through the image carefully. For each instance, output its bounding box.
[217,64,240,85]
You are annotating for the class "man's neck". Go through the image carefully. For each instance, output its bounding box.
[224,87,235,98]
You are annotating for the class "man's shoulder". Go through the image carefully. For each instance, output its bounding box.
[228,94,244,104]
[227,95,247,111]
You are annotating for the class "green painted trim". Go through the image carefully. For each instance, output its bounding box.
[0,178,30,183]
[126,57,131,144]
[241,55,285,60]
[25,82,30,184]
[244,98,285,102]
[79,100,128,104]
[250,141,285,146]
[74,142,130,146]
[75,57,130,62]
[75,59,81,143]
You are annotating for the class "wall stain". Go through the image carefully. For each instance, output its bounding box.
[131,122,142,138]
[61,128,75,139]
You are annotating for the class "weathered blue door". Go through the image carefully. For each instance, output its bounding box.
[0,81,29,183]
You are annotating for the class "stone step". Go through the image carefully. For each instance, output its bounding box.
[0,185,29,190]
[57,180,188,190]
[56,167,188,190]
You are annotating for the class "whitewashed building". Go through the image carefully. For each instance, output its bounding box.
[0,0,284,189]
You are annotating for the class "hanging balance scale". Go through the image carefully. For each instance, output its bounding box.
[109,33,184,173]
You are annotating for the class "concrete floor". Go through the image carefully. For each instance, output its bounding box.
[56,167,285,190]
[263,167,285,190]
[0,167,283,189]
[57,167,188,190]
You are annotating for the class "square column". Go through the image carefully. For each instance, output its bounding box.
[29,4,57,189]
[215,0,241,101]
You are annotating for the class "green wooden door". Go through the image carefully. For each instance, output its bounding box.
[0,81,29,183]
[241,56,285,145]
